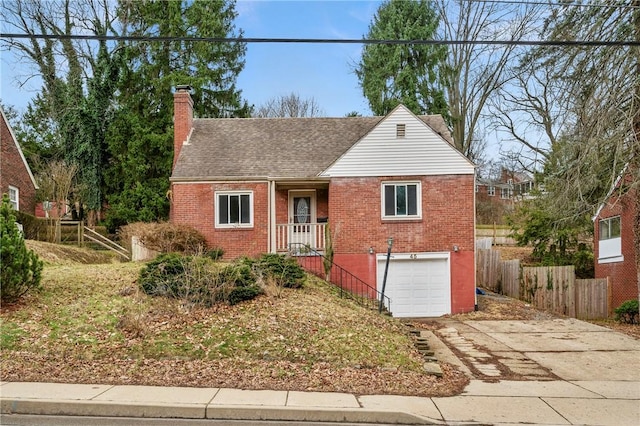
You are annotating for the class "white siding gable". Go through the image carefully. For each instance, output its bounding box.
[320,105,474,177]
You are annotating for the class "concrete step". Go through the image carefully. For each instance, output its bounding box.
[423,362,443,377]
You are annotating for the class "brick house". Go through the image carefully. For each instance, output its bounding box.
[0,107,37,215]
[593,175,638,310]
[170,86,476,317]
[475,169,534,225]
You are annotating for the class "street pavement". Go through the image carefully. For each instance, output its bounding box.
[1,318,639,425]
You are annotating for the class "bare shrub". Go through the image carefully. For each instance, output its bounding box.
[119,222,207,254]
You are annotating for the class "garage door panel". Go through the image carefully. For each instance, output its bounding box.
[377,255,451,318]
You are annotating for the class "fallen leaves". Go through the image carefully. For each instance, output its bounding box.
[1,261,468,397]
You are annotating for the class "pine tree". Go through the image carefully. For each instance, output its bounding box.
[356,0,448,118]
[1,195,43,303]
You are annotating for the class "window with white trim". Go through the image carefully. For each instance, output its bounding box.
[501,187,512,199]
[215,191,253,228]
[487,186,495,196]
[8,186,19,211]
[598,216,622,262]
[599,216,620,240]
[382,182,421,219]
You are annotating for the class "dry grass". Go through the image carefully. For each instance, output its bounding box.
[24,240,119,265]
[0,250,467,396]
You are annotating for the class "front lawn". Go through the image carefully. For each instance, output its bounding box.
[0,256,467,396]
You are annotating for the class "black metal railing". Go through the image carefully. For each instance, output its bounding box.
[289,243,391,313]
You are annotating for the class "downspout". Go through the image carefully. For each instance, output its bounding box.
[474,168,478,311]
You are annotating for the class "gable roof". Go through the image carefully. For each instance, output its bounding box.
[320,105,474,177]
[0,107,38,189]
[171,109,457,181]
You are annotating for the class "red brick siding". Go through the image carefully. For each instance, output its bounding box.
[0,114,36,215]
[317,188,329,220]
[275,190,288,224]
[172,175,477,314]
[171,182,269,258]
[173,90,193,168]
[328,176,475,253]
[328,175,476,314]
[594,189,638,310]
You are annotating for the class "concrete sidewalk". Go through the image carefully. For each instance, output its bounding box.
[2,379,639,425]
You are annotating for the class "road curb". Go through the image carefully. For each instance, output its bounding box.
[1,398,441,425]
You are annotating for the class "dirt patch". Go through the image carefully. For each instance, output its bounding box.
[494,245,535,263]
[588,319,640,340]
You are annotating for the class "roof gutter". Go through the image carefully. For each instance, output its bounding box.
[170,176,331,183]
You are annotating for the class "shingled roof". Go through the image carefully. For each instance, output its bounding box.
[171,114,453,181]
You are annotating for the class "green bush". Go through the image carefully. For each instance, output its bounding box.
[205,247,225,261]
[252,253,306,288]
[138,254,263,307]
[219,263,256,287]
[139,253,186,297]
[228,285,262,305]
[1,195,44,303]
[614,299,639,324]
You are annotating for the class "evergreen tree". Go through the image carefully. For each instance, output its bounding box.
[355,0,448,118]
[0,195,43,303]
[104,0,251,231]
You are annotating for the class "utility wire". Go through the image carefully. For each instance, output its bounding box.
[462,0,640,9]
[1,33,639,46]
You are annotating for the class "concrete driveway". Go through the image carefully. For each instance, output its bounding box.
[428,318,640,381]
[416,317,640,425]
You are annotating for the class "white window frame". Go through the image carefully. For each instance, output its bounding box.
[500,187,512,199]
[381,181,422,220]
[8,186,19,211]
[598,216,622,263]
[487,186,495,197]
[215,191,254,228]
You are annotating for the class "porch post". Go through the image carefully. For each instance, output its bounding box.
[269,179,276,253]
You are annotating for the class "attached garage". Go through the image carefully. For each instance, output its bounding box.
[377,253,451,318]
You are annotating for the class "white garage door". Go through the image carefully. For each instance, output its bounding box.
[377,253,451,318]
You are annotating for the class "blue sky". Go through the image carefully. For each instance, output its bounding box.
[0,0,382,117]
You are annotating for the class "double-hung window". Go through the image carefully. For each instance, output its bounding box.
[8,186,19,211]
[216,191,253,228]
[599,216,620,240]
[382,182,421,219]
[598,216,622,263]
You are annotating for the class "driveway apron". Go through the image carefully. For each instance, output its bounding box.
[432,318,640,381]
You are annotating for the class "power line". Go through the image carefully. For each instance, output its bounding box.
[462,0,640,9]
[1,33,638,46]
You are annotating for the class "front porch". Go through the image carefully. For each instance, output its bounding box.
[275,223,327,253]
[269,180,329,254]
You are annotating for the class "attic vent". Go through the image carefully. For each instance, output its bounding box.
[396,124,406,138]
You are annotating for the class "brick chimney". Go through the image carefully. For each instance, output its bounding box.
[173,85,193,169]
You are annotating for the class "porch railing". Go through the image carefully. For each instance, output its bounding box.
[275,223,326,252]
[289,243,391,313]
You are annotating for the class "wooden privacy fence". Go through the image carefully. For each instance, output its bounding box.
[575,278,612,320]
[522,266,576,317]
[476,248,611,319]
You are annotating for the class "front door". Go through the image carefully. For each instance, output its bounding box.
[288,190,316,250]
